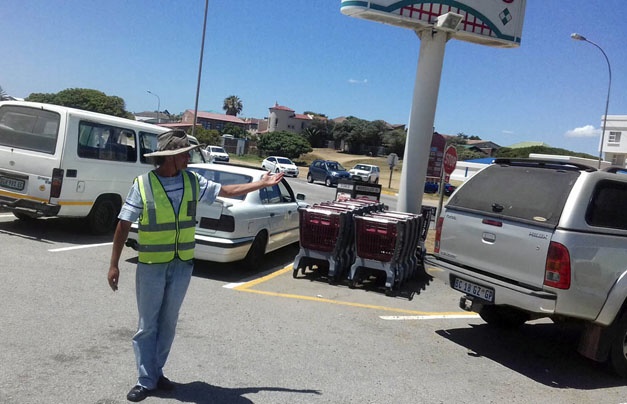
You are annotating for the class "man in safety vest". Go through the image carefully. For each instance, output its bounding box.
[107,129,283,402]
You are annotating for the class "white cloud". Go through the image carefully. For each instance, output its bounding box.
[348,78,368,84]
[501,130,514,135]
[565,125,599,138]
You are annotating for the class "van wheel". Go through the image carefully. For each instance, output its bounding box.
[307,173,313,183]
[87,197,118,235]
[610,312,627,377]
[325,177,333,187]
[13,212,36,221]
[242,231,267,270]
[479,305,530,329]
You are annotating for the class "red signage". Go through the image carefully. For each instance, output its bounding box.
[443,146,458,175]
[427,133,446,178]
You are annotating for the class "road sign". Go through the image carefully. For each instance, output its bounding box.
[387,153,399,168]
[443,146,458,175]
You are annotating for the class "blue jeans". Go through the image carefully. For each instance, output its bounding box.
[133,258,194,389]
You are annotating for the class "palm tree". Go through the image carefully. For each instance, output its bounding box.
[222,95,243,116]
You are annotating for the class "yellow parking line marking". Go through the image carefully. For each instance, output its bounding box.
[230,265,476,317]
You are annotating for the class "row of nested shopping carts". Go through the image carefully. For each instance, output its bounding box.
[292,197,432,297]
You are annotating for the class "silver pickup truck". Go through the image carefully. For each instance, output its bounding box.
[425,158,627,377]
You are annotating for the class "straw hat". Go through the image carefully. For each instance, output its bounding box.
[144,130,202,157]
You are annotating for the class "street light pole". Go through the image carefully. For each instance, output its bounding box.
[571,33,612,169]
[147,90,161,124]
[192,0,209,138]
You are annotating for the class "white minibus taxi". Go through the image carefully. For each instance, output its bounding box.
[0,101,204,234]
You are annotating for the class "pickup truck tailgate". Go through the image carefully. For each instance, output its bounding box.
[438,209,553,290]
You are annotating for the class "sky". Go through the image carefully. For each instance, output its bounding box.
[1,1,626,156]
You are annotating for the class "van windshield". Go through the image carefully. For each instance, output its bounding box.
[0,105,60,154]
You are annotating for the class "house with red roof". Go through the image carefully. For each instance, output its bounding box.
[266,102,313,134]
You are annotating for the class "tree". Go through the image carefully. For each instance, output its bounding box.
[188,127,221,147]
[303,118,335,148]
[26,88,131,118]
[495,146,597,160]
[222,123,245,138]
[222,95,243,116]
[0,86,9,100]
[257,131,312,160]
[383,128,406,156]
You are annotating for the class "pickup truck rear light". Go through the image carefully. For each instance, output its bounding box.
[434,216,444,253]
[544,241,571,289]
[50,168,64,198]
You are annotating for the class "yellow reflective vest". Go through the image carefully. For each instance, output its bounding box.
[136,170,199,264]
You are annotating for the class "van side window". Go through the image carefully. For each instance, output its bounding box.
[0,105,60,154]
[77,122,138,162]
[586,180,627,230]
[139,131,159,164]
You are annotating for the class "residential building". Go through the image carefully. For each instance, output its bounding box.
[601,115,627,167]
[267,102,313,133]
[181,110,247,133]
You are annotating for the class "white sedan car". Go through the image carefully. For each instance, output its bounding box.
[126,164,306,267]
[261,156,299,177]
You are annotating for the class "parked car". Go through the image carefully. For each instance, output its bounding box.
[307,159,351,187]
[423,181,456,196]
[426,158,627,377]
[205,145,230,163]
[348,164,380,183]
[126,164,306,268]
[261,156,299,177]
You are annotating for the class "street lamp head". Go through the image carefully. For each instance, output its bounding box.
[571,33,586,41]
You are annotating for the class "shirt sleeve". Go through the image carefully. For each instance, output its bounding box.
[195,171,221,205]
[118,180,143,222]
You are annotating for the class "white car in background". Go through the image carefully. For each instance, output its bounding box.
[126,164,306,268]
[261,156,300,177]
[349,164,380,183]
[205,145,230,163]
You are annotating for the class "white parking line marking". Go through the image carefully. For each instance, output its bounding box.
[48,242,112,252]
[380,314,480,320]
[223,282,245,289]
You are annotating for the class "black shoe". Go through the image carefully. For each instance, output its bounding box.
[157,375,175,391]
[127,385,151,402]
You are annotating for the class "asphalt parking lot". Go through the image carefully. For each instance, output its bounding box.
[1,212,627,404]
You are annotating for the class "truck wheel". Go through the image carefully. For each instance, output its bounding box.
[87,197,118,235]
[610,312,627,377]
[479,305,530,329]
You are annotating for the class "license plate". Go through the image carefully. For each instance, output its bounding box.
[452,276,494,303]
[0,176,25,191]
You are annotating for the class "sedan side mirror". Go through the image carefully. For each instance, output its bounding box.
[296,193,306,201]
